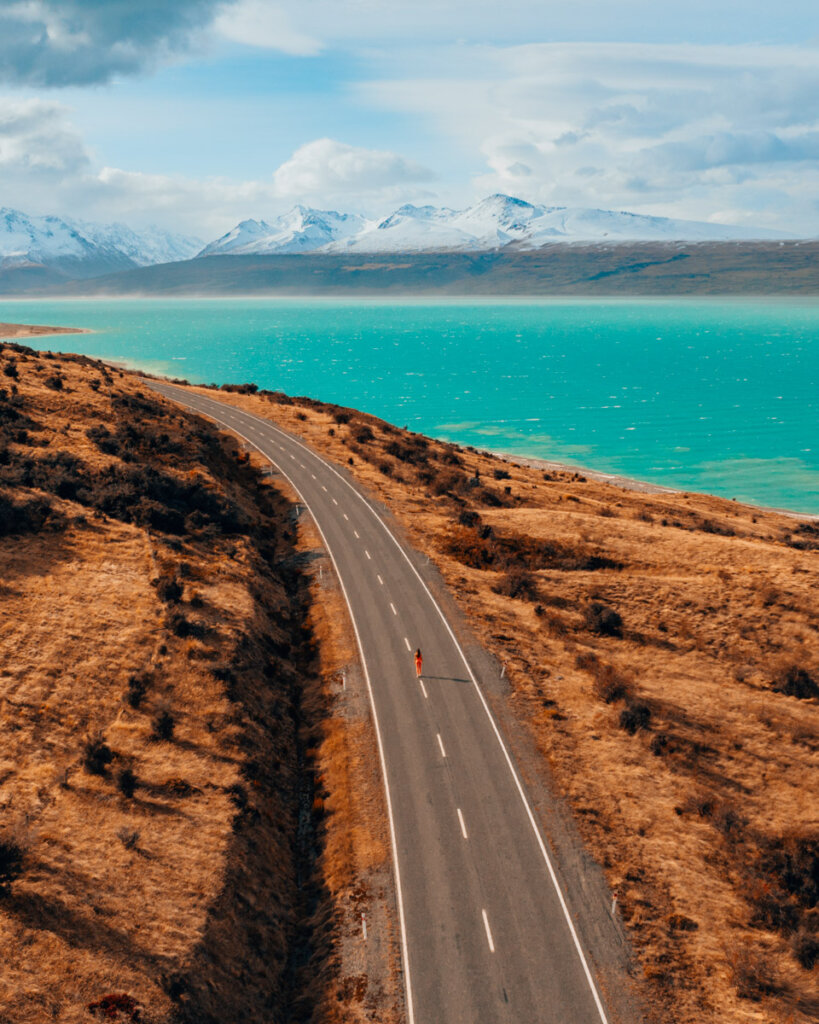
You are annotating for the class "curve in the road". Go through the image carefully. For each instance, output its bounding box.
[151,382,612,1024]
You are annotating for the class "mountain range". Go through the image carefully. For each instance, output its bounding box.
[0,208,201,281]
[0,195,793,289]
[199,195,788,257]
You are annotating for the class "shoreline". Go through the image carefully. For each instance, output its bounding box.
[494,449,819,522]
[0,322,90,340]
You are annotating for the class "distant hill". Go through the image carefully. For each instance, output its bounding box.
[32,241,819,297]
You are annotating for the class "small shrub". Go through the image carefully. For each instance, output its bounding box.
[351,424,373,443]
[87,993,142,1022]
[166,610,192,637]
[117,830,140,851]
[117,768,137,799]
[791,929,819,970]
[332,410,351,424]
[458,509,479,527]
[152,709,175,741]
[44,374,63,391]
[591,662,631,704]
[771,664,819,700]
[619,700,651,734]
[3,360,18,379]
[295,411,307,421]
[0,834,25,891]
[584,601,623,637]
[126,673,149,708]
[155,574,183,603]
[83,733,114,775]
[494,568,539,601]
[378,460,393,476]
[492,467,510,480]
[731,945,783,1001]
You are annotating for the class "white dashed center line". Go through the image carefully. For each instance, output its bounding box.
[389,602,397,615]
[457,808,468,839]
[332,498,338,505]
[365,549,371,560]
[404,637,411,651]
[311,473,317,480]
[322,485,328,492]
[419,679,428,699]
[354,530,360,539]
[343,513,349,521]
[482,910,496,953]
[377,574,384,585]
[437,733,447,758]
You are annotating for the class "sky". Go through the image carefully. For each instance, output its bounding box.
[1,0,819,239]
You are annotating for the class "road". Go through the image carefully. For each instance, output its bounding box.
[150,382,612,1024]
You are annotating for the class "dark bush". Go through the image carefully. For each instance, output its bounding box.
[166,610,193,637]
[771,664,819,700]
[351,424,374,443]
[116,768,137,799]
[126,674,149,708]
[619,701,651,734]
[332,411,351,424]
[85,423,121,456]
[493,467,510,480]
[494,568,539,601]
[584,601,623,637]
[591,662,631,703]
[792,930,819,970]
[83,733,114,775]
[87,992,142,1021]
[377,461,393,476]
[0,491,57,536]
[44,374,63,391]
[458,509,479,527]
[0,834,24,891]
[3,360,18,379]
[444,525,622,573]
[155,574,183,603]
[152,709,175,741]
[732,947,782,1001]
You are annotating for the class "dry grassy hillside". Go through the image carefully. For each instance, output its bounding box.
[0,344,404,1024]
[189,381,819,1024]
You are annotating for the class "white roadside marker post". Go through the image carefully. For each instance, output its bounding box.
[500,663,507,679]
[611,892,618,917]
[362,912,367,941]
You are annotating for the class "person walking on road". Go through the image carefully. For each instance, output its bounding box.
[414,648,423,678]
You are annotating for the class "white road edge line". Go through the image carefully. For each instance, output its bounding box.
[161,390,417,1024]
[436,733,447,758]
[156,385,610,1024]
[457,807,468,839]
[482,909,495,953]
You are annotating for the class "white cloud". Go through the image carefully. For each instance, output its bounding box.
[0,99,437,237]
[272,138,435,203]
[212,0,321,56]
[356,42,819,233]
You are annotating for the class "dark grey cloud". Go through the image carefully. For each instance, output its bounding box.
[0,0,228,86]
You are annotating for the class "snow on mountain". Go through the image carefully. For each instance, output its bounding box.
[198,206,366,256]
[201,195,786,257]
[68,219,201,267]
[0,208,201,279]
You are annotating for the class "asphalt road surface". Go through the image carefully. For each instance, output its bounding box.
[150,382,612,1024]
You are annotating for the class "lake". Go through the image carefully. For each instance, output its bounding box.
[1,296,817,514]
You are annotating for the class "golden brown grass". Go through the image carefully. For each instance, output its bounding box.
[188,382,819,1024]
[0,345,357,1023]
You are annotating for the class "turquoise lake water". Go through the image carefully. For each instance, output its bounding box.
[1,297,817,514]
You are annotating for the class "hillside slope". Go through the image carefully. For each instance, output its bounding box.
[184,381,819,1024]
[0,346,401,1023]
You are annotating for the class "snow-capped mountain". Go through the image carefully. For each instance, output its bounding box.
[198,206,366,256]
[200,195,786,257]
[0,208,201,279]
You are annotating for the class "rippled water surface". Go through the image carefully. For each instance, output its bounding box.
[1,297,817,513]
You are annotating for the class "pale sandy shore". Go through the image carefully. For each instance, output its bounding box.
[0,322,89,340]
[495,449,819,521]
